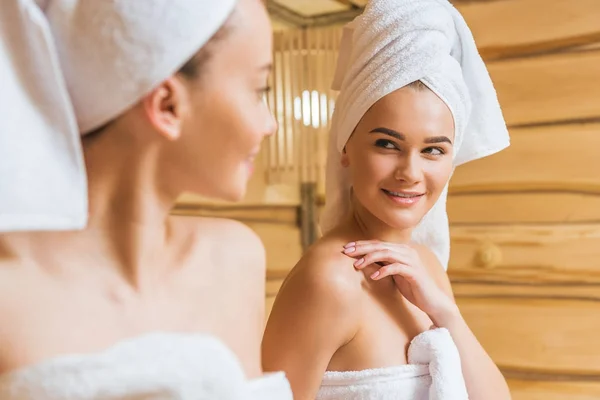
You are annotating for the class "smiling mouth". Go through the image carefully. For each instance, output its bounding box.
[381,189,425,198]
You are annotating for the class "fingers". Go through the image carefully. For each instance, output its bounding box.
[350,249,402,269]
[344,243,415,270]
[344,240,409,255]
[370,262,415,281]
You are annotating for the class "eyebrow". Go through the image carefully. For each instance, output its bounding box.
[260,63,273,72]
[369,127,453,145]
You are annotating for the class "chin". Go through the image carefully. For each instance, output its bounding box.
[215,186,246,203]
[191,179,246,203]
[377,210,424,230]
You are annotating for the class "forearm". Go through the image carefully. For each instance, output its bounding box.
[435,310,511,400]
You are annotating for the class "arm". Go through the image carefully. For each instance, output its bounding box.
[420,249,512,400]
[346,241,511,400]
[262,254,361,400]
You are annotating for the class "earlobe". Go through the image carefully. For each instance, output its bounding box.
[143,77,187,141]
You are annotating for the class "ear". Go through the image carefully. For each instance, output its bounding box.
[142,77,190,140]
[341,146,350,167]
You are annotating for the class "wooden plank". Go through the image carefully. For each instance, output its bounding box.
[449,224,600,279]
[453,282,600,303]
[508,380,600,400]
[447,192,600,224]
[456,0,600,59]
[171,202,299,225]
[450,123,600,194]
[487,52,600,126]
[457,296,600,376]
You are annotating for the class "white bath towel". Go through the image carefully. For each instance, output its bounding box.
[316,328,468,400]
[409,328,469,400]
[0,0,236,232]
[0,332,294,400]
[320,0,510,268]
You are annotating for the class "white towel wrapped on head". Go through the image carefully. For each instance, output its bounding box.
[320,0,510,268]
[0,0,236,232]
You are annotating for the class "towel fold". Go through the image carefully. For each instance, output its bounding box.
[316,328,468,400]
[320,0,510,268]
[409,328,469,400]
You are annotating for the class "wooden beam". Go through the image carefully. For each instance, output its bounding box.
[456,295,600,375]
[266,0,362,28]
[451,123,600,194]
[457,0,600,59]
[507,380,600,400]
[449,223,600,276]
[448,192,600,225]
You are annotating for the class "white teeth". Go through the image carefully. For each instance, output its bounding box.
[385,190,420,198]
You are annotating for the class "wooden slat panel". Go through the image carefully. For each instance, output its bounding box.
[488,52,600,126]
[449,224,600,279]
[171,203,298,224]
[450,123,600,194]
[456,0,600,59]
[447,192,600,224]
[508,380,600,400]
[457,296,600,376]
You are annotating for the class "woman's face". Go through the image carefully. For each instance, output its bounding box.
[172,0,276,201]
[342,85,455,230]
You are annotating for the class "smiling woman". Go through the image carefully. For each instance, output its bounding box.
[343,83,455,231]
[261,0,511,400]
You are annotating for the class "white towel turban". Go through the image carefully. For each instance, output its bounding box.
[0,0,237,232]
[320,0,510,268]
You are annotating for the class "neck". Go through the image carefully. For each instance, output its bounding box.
[344,194,413,244]
[1,119,180,289]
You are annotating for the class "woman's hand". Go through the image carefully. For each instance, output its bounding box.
[343,240,459,327]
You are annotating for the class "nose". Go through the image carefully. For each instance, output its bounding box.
[394,152,423,184]
[265,108,278,138]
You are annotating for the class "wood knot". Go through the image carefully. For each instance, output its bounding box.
[475,241,502,268]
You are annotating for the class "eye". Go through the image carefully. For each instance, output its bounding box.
[422,147,445,156]
[375,139,398,150]
[258,86,271,101]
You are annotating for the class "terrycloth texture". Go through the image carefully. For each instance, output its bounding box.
[320,0,510,268]
[0,333,293,400]
[0,0,236,232]
[316,328,468,400]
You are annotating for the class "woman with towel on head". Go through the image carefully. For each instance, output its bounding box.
[0,0,292,398]
[263,0,511,399]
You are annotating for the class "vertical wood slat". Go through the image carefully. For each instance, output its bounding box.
[266,26,343,188]
[272,31,281,183]
[283,32,292,176]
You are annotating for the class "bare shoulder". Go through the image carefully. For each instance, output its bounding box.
[278,235,364,318]
[411,243,454,298]
[263,235,364,373]
[170,215,265,274]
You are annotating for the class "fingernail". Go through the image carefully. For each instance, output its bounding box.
[344,242,355,248]
[354,258,364,267]
[370,271,380,279]
[343,247,355,254]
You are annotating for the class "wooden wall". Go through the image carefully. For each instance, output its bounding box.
[173,0,600,398]
[447,0,600,398]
